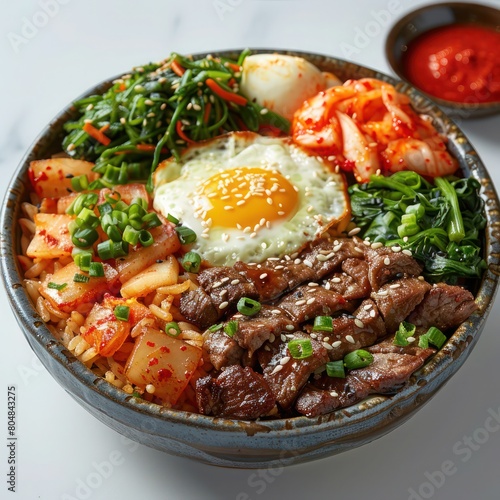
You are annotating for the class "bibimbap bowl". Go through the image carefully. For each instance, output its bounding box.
[1,49,499,468]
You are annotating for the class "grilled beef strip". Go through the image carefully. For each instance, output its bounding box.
[407,283,478,331]
[371,277,432,333]
[179,288,219,330]
[258,332,329,409]
[365,245,423,291]
[203,330,245,371]
[196,365,276,420]
[308,299,386,361]
[295,342,435,417]
[323,257,372,300]
[231,306,298,356]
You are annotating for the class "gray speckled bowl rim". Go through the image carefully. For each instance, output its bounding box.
[2,48,500,467]
[384,2,500,116]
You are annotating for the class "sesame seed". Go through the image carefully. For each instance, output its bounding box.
[332,340,342,348]
[370,309,376,318]
[333,244,342,252]
[306,297,315,305]
[303,259,313,268]
[271,309,281,315]
[269,333,276,343]
[220,195,230,200]
[264,345,271,351]
[266,197,273,205]
[221,277,230,284]
[120,117,126,125]
[286,334,294,339]
[402,249,413,256]
[363,240,372,247]
[260,108,269,115]
[200,233,209,239]
[146,384,156,394]
[286,324,295,331]
[277,211,285,216]
[354,246,363,253]
[346,335,356,344]
[259,273,268,280]
[354,319,364,328]
[323,337,330,342]
[331,277,341,283]
[348,227,361,236]
[219,301,229,310]
[193,104,201,111]
[322,342,333,350]
[363,303,372,310]
[371,242,383,249]
[384,257,391,266]
[250,232,257,238]
[219,289,228,298]
[389,283,401,289]
[281,334,287,342]
[86,103,94,111]
[391,246,402,253]
[407,336,416,343]
[280,356,290,365]
[294,258,301,265]
[271,365,283,375]
[295,299,306,306]
[67,143,76,151]
[275,265,284,270]
[377,290,388,296]
[230,279,240,285]
[403,236,409,243]
[418,276,425,281]
[222,233,229,242]
[310,333,318,339]
[330,391,339,397]
[324,282,331,290]
[186,102,193,110]
[224,205,234,211]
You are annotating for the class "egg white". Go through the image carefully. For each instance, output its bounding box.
[153,132,349,266]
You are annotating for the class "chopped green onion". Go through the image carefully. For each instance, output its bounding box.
[123,225,140,245]
[237,297,261,316]
[89,262,105,278]
[419,326,447,349]
[114,305,130,321]
[142,212,162,229]
[139,230,154,247]
[98,202,113,216]
[104,192,121,204]
[165,321,181,337]
[105,225,122,242]
[343,349,374,370]
[76,207,99,228]
[175,225,197,244]
[47,282,67,291]
[287,339,313,359]
[224,320,238,337]
[131,197,148,211]
[71,174,89,192]
[208,323,223,332]
[167,213,179,224]
[393,321,416,347]
[74,251,92,272]
[182,251,201,273]
[111,210,128,230]
[97,240,128,260]
[73,273,90,283]
[71,228,99,248]
[313,316,333,332]
[326,360,345,378]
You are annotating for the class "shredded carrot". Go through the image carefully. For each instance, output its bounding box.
[203,102,212,124]
[137,143,169,153]
[175,121,195,144]
[171,60,186,77]
[226,62,241,72]
[205,78,248,107]
[228,78,236,87]
[83,122,111,146]
[99,123,110,133]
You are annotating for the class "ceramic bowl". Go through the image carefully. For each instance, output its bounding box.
[385,2,500,118]
[2,49,500,468]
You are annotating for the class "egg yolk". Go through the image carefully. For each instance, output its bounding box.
[197,167,299,229]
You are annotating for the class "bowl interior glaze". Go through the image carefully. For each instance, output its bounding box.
[385,2,500,118]
[2,49,500,468]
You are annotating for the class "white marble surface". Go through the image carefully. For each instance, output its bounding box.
[1,1,500,499]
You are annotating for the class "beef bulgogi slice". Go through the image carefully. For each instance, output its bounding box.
[295,347,434,417]
[203,330,245,371]
[278,284,355,324]
[259,332,329,409]
[231,306,298,356]
[179,289,219,330]
[371,277,431,333]
[407,283,478,331]
[365,245,423,290]
[324,258,372,300]
[196,365,276,420]
[368,333,436,363]
[310,299,387,361]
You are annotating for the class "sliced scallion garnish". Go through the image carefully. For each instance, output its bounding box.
[114,305,130,321]
[165,321,181,337]
[237,297,261,316]
[47,282,68,291]
[343,349,374,370]
[326,360,345,378]
[313,316,333,332]
[287,339,313,360]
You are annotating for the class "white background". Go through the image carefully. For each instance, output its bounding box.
[1,1,500,499]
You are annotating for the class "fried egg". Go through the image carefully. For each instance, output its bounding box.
[153,132,349,266]
[240,54,342,121]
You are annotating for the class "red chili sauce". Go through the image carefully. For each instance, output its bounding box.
[402,24,500,103]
